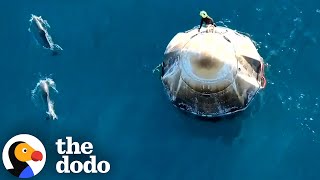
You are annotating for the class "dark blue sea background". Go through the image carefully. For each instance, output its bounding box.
[1,0,320,179]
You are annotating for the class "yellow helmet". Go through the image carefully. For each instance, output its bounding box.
[200,11,208,18]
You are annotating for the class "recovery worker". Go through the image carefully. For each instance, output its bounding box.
[198,11,216,32]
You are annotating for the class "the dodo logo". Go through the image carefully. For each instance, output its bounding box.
[2,134,46,178]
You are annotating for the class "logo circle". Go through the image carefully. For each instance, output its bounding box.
[2,134,46,178]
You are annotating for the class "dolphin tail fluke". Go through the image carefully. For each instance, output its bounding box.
[51,44,63,56]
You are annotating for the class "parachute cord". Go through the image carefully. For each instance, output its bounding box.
[260,62,266,88]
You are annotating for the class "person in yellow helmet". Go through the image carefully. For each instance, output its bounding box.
[198,11,216,32]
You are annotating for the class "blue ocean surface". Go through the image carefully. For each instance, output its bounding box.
[1,0,320,179]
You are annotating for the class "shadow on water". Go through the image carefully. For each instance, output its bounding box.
[194,111,242,122]
[174,94,264,145]
[174,109,245,145]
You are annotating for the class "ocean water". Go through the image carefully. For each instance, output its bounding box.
[1,0,320,179]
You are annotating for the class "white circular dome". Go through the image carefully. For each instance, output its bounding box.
[180,33,238,93]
